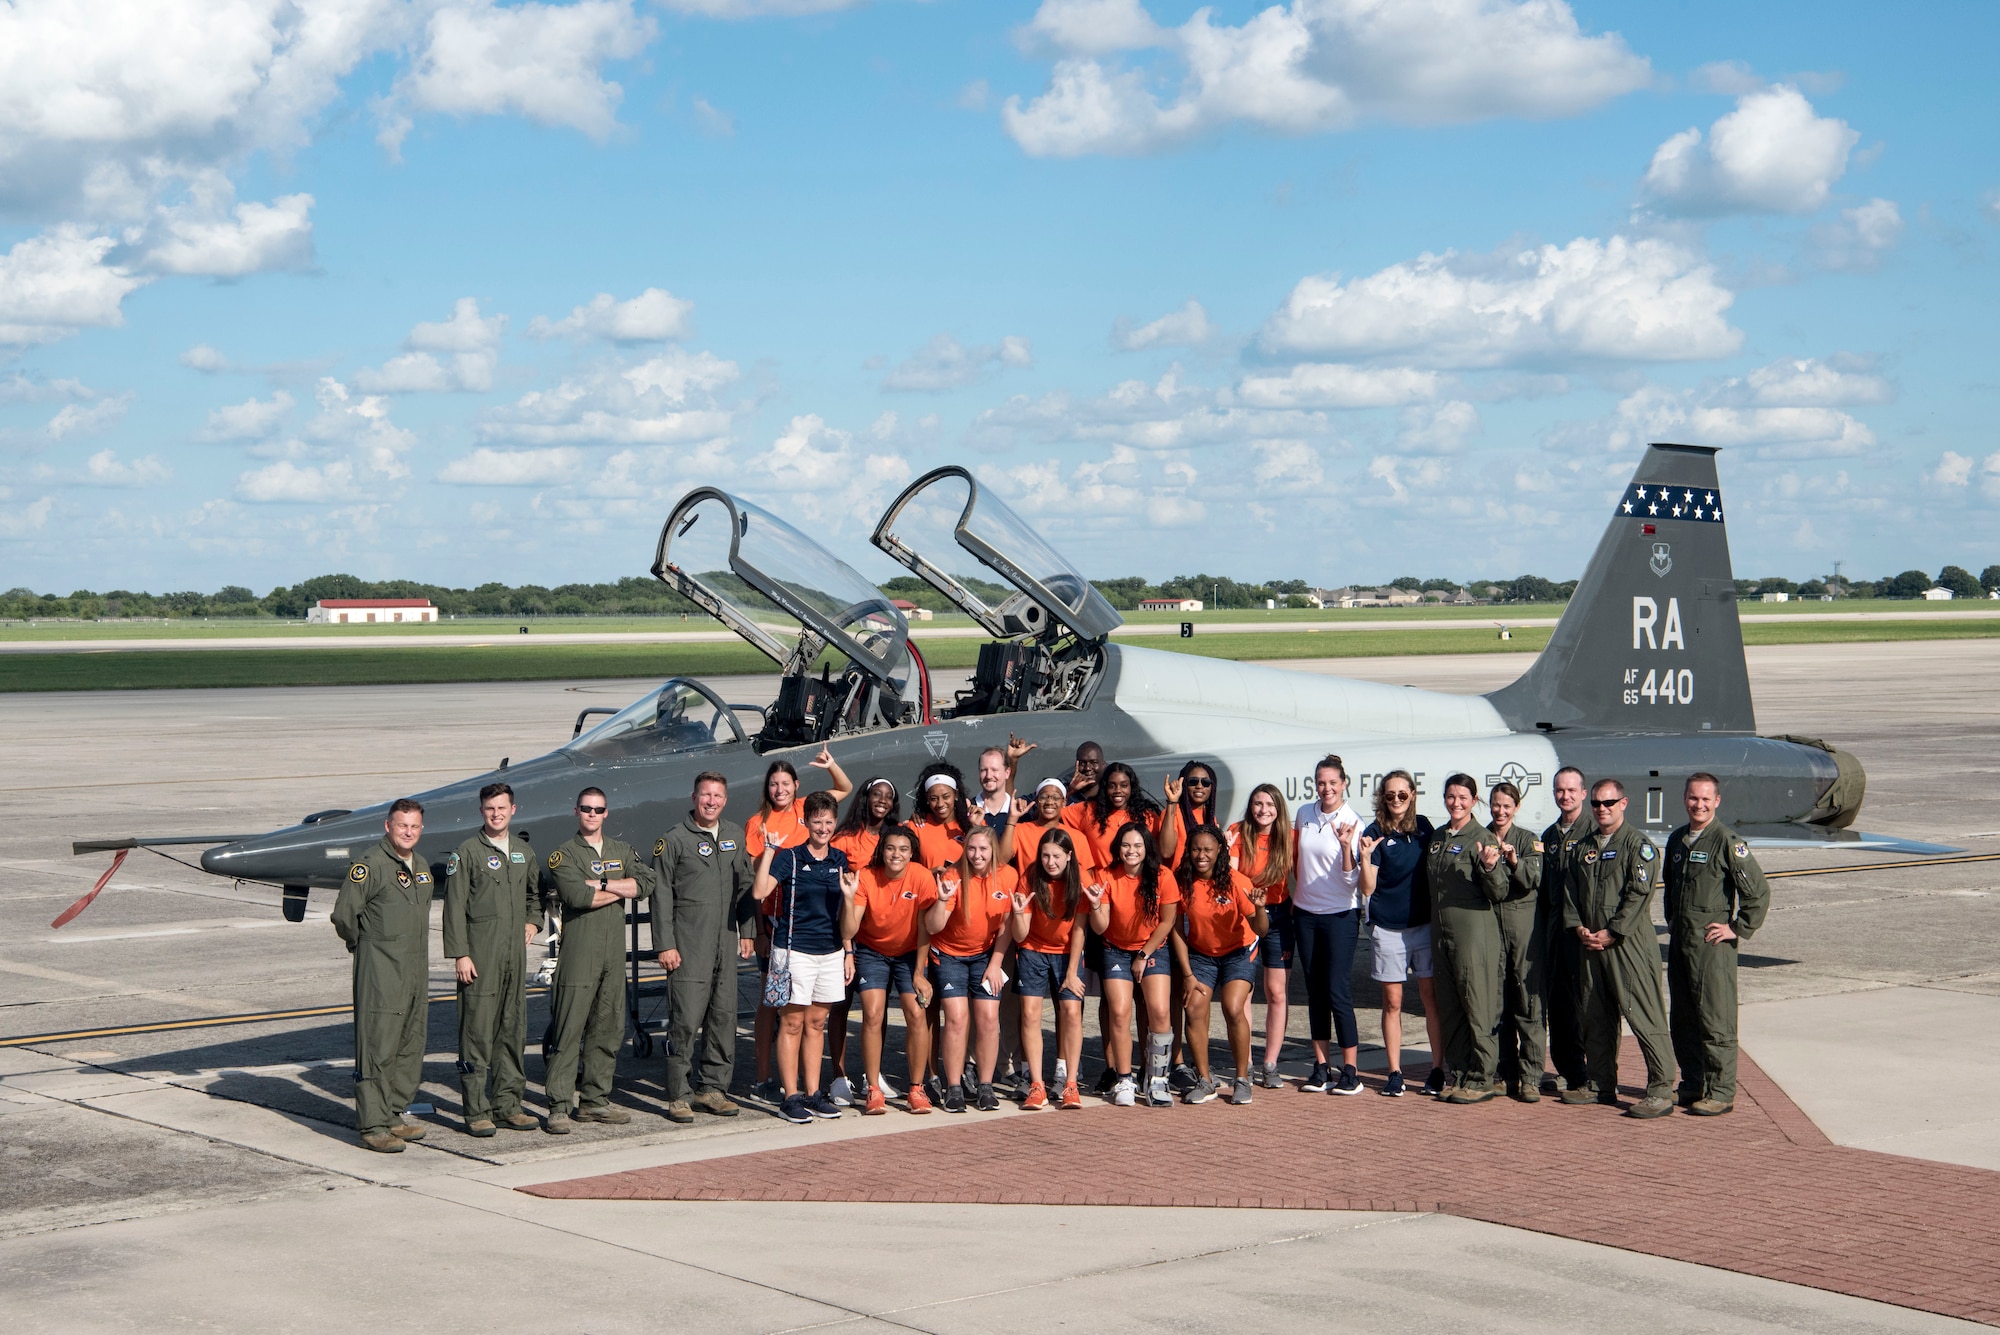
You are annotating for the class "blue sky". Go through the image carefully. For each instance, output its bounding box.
[1,0,1995,595]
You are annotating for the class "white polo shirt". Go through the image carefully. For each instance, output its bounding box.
[1293,801,1363,914]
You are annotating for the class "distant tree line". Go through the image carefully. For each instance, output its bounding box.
[5,563,1996,621]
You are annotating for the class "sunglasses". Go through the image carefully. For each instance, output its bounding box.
[1384,790,1413,801]
[1589,798,1622,808]
[577,804,607,815]
[1187,777,1214,787]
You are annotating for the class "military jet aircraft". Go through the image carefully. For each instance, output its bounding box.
[73,442,1951,926]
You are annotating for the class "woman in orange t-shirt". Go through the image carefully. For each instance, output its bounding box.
[1177,825,1269,1106]
[831,776,899,869]
[1006,826,1089,1111]
[922,826,1017,1113]
[746,749,851,1102]
[837,824,938,1115]
[1071,762,1164,870]
[1228,783,1295,1089]
[908,770,970,871]
[1086,821,1179,1107]
[1012,778,1097,884]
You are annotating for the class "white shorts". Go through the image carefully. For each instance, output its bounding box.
[1370,922,1433,983]
[776,948,847,1006]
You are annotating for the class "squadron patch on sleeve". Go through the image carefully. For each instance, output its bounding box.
[445,852,459,876]
[548,850,563,869]
[1639,844,1655,862]
[1733,842,1748,859]
[349,863,368,883]
[654,837,667,859]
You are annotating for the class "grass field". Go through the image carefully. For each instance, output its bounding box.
[2,617,1993,692]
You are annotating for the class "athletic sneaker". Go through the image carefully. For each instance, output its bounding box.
[1300,1062,1331,1093]
[1229,1077,1254,1106]
[1258,1063,1283,1090]
[1022,1082,1049,1111]
[1380,1070,1406,1098]
[1053,1060,1069,1091]
[943,1083,967,1114]
[806,1090,842,1120]
[1185,1076,1218,1105]
[828,1076,854,1107]
[1420,1069,1448,1098]
[1330,1064,1364,1096]
[1095,1067,1118,1096]
[752,1078,783,1103]
[924,1074,947,1109]
[874,1075,900,1101]
[863,1085,887,1115]
[1146,1076,1173,1107]
[1058,1082,1083,1110]
[963,1061,979,1093]
[1112,1075,1137,1107]
[778,1094,813,1125]
[906,1084,934,1115]
[1169,1063,1198,1094]
[975,1083,1000,1112]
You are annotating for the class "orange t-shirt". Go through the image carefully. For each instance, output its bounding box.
[1179,869,1262,957]
[1072,805,1162,870]
[1227,822,1290,905]
[831,825,882,871]
[909,817,966,871]
[1098,867,1180,952]
[854,863,939,956]
[1018,875,1086,955]
[1013,818,1098,885]
[1162,803,1218,870]
[929,865,1018,957]
[748,806,807,920]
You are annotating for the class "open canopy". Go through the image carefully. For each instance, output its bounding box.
[871,465,1123,641]
[652,488,908,680]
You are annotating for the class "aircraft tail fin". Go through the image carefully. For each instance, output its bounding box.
[1485,443,1754,736]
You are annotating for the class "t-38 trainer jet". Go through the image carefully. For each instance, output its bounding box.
[72,442,1947,926]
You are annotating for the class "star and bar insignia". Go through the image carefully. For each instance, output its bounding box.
[1616,482,1724,524]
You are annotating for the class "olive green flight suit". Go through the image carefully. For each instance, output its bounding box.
[652,816,755,1102]
[543,833,655,1113]
[442,831,539,1122]
[1489,823,1544,1092]
[1665,821,1770,1105]
[332,838,435,1135]
[1426,824,1510,1089]
[1564,822,1673,1100]
[1540,815,1593,1089]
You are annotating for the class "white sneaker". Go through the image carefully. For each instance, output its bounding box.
[828,1076,854,1107]
[1113,1075,1136,1107]
[872,1075,899,1100]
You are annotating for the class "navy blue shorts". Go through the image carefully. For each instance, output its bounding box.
[1015,948,1085,1000]
[930,948,1001,1001]
[1186,943,1260,991]
[1258,899,1296,969]
[1101,942,1171,982]
[853,944,918,996]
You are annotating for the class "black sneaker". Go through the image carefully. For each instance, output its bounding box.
[1380,1070,1406,1097]
[975,1083,999,1112]
[924,1074,947,1109]
[805,1090,841,1120]
[1300,1062,1331,1093]
[1168,1063,1198,1094]
[1094,1067,1118,1096]
[778,1093,812,1124]
[943,1083,967,1114]
[1421,1068,1448,1098]
[1330,1064,1364,1095]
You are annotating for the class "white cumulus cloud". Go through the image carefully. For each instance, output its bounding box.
[235,376,416,502]
[438,445,584,485]
[81,448,170,487]
[1004,0,1650,157]
[483,347,739,444]
[355,297,506,393]
[1813,198,1903,271]
[742,414,912,529]
[1394,399,1478,454]
[1112,299,1212,350]
[656,0,864,14]
[0,226,149,347]
[1259,235,1741,368]
[142,177,315,276]
[46,393,131,440]
[881,333,1034,392]
[1927,452,1974,488]
[201,390,295,440]
[1235,363,1438,408]
[529,288,694,342]
[1641,85,1858,216]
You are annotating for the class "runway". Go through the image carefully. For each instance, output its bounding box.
[1,640,1996,1330]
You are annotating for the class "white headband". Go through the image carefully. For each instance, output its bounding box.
[866,778,898,798]
[1035,778,1067,796]
[923,774,958,793]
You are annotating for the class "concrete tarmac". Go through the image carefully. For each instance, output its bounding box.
[1,641,1995,1330]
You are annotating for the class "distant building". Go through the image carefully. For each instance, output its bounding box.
[309,598,437,624]
[889,598,934,621]
[1921,587,1954,601]
[1760,591,1790,603]
[1140,597,1203,612]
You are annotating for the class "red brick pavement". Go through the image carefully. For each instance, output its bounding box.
[524,1048,2000,1326]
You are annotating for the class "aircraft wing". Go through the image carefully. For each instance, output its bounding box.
[1729,824,1964,856]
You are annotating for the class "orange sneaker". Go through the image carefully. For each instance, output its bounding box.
[863,1085,887,1115]
[1058,1081,1082,1110]
[906,1085,933,1115]
[1022,1081,1048,1110]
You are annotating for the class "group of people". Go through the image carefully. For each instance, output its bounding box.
[330,738,1770,1152]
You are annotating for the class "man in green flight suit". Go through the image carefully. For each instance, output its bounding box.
[1426,774,1511,1105]
[442,781,541,1137]
[1665,772,1771,1117]
[1561,779,1675,1119]
[1539,767,1592,1095]
[1485,781,1544,1102]
[542,786,655,1133]
[653,771,757,1123]
[332,797,435,1153]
